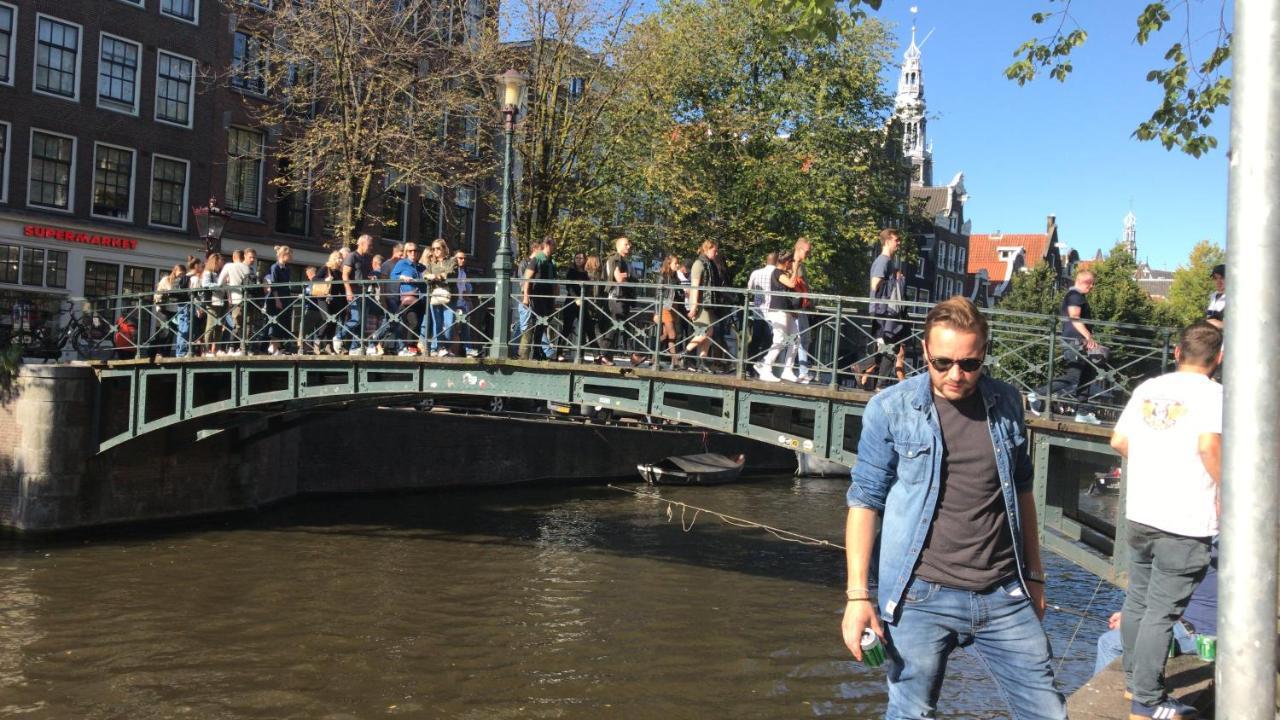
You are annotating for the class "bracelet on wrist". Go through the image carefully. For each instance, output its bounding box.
[845,597,873,603]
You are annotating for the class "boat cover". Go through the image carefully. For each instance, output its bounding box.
[667,454,742,473]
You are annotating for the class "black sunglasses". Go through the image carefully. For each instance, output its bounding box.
[927,356,984,373]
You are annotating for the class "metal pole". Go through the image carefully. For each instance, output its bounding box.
[1219,1,1280,715]
[490,107,517,359]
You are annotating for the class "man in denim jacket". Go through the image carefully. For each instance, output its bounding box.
[840,297,1065,719]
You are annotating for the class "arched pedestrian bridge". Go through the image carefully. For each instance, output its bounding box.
[55,278,1173,583]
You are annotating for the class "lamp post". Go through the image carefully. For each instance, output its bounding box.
[191,197,231,256]
[490,68,526,359]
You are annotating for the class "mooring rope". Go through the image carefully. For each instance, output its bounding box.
[1056,575,1107,675]
[607,484,845,550]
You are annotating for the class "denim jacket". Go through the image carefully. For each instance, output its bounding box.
[846,373,1034,621]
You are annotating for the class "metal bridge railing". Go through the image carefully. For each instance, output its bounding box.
[44,278,1175,422]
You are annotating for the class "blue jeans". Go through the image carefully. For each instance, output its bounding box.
[883,577,1066,720]
[1093,623,1195,678]
[173,305,191,357]
[337,297,392,350]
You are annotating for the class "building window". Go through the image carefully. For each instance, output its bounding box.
[115,0,145,6]
[382,174,406,241]
[225,127,263,215]
[19,247,44,286]
[45,250,67,288]
[35,15,81,100]
[231,32,265,94]
[274,159,309,235]
[919,289,930,304]
[419,186,440,242]
[84,260,121,299]
[959,247,967,272]
[122,265,154,295]
[0,121,8,203]
[97,34,140,113]
[150,155,189,229]
[155,51,194,126]
[28,130,75,211]
[454,186,475,250]
[92,144,135,220]
[0,3,15,86]
[160,0,198,23]
[567,77,585,100]
[463,114,480,156]
[0,244,16,283]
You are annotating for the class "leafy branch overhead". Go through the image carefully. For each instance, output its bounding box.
[1005,0,1232,157]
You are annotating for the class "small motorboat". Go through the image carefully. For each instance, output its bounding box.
[1088,467,1122,495]
[795,451,852,478]
[637,453,746,485]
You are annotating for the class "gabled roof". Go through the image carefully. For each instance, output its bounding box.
[911,185,951,219]
[967,233,1050,280]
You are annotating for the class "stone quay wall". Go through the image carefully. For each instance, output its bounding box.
[0,366,794,532]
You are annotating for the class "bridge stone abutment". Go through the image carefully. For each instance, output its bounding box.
[0,367,793,532]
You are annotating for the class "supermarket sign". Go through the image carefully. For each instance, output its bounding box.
[24,224,139,251]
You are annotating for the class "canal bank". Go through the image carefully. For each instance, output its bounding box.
[0,365,793,532]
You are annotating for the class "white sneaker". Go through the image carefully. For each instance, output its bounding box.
[331,337,343,354]
[397,348,416,357]
[466,348,480,357]
[780,370,800,382]
[435,348,449,357]
[755,365,781,382]
[215,349,227,357]
[1074,412,1102,426]
[367,344,384,356]
[229,349,244,357]
[796,373,813,385]
[348,347,365,356]
[1026,391,1044,417]
[267,343,279,355]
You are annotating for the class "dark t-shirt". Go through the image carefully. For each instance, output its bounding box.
[915,392,1017,591]
[870,254,893,299]
[605,253,633,299]
[529,252,557,303]
[342,251,374,290]
[1060,288,1091,341]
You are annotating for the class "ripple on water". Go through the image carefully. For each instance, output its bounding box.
[0,477,1119,719]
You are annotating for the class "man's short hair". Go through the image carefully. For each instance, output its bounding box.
[924,296,989,344]
[1075,267,1095,281]
[878,228,901,244]
[765,251,778,265]
[1178,321,1223,366]
[1210,263,1226,279]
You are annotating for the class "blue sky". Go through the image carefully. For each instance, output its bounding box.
[873,1,1230,269]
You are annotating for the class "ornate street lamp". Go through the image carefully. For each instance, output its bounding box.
[490,68,526,359]
[192,197,231,256]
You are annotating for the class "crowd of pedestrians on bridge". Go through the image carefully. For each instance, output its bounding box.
[141,229,1228,410]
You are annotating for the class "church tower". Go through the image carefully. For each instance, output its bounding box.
[1123,210,1137,257]
[895,10,932,186]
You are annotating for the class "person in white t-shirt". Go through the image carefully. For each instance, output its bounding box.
[1109,321,1223,720]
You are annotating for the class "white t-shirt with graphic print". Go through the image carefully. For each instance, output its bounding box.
[1116,371,1222,538]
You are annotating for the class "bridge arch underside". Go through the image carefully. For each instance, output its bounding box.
[95,359,870,460]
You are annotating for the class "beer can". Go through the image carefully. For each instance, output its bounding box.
[860,628,885,668]
[1168,638,1178,658]
[1195,635,1217,662]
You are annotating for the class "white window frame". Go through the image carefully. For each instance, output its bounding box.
[0,121,9,204]
[230,30,267,96]
[0,2,17,87]
[27,127,77,214]
[159,0,200,26]
[149,153,190,231]
[33,14,83,103]
[90,141,137,223]
[114,0,146,9]
[96,32,141,116]
[154,49,196,129]
[225,126,264,218]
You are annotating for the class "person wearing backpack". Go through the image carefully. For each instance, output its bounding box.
[520,237,558,360]
[685,240,726,372]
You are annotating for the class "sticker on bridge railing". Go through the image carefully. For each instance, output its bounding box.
[598,397,612,405]
[777,434,801,449]
[802,440,814,451]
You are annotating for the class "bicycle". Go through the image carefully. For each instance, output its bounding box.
[14,299,117,361]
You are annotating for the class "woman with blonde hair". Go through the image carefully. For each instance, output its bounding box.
[655,254,684,367]
[303,250,343,353]
[423,238,458,356]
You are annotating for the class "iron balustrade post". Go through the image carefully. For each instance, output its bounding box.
[489,108,517,360]
[736,292,750,379]
[1219,0,1280,714]
[829,298,843,391]
[134,296,143,359]
[1159,329,1173,374]
[573,282,586,364]
[1044,317,1057,415]
[651,287,663,366]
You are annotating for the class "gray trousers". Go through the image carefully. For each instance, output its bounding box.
[1121,521,1212,704]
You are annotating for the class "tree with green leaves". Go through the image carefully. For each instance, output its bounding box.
[1086,243,1158,327]
[747,0,1232,157]
[1157,239,1225,327]
[1006,1,1231,157]
[588,0,908,291]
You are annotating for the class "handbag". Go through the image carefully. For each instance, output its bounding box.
[310,281,332,297]
[430,287,452,306]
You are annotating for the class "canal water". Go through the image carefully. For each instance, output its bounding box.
[0,475,1121,719]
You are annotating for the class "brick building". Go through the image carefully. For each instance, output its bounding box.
[0,0,496,339]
